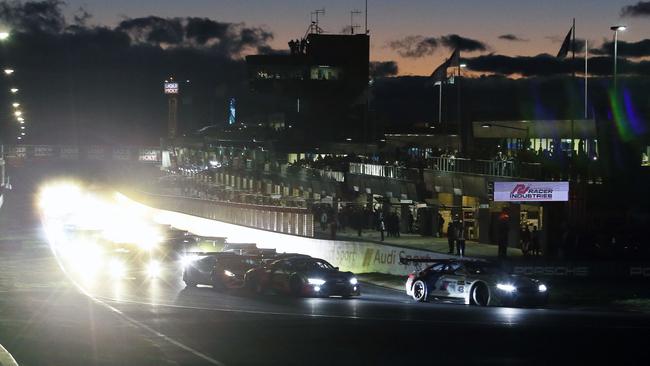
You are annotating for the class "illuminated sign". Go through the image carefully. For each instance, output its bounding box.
[164,82,179,94]
[494,181,569,202]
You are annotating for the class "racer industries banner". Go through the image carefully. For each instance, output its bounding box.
[494,181,569,202]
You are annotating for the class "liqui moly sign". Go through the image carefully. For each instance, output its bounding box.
[494,182,569,202]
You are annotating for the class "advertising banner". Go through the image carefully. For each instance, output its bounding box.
[494,181,569,202]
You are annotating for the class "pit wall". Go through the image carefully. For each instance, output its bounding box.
[122,193,459,276]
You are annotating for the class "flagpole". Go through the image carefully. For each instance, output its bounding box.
[571,18,576,159]
[438,82,442,125]
[585,39,588,119]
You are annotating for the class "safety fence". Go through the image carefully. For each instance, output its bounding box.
[130,191,314,237]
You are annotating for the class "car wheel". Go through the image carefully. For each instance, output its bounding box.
[471,282,490,306]
[411,280,428,302]
[290,275,303,297]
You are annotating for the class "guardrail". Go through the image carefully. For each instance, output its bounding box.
[129,191,314,237]
[0,144,161,163]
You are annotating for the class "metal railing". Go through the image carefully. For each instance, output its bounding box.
[130,191,314,238]
[427,157,542,179]
[349,162,419,180]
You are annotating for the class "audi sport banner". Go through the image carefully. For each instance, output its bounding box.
[494,181,569,202]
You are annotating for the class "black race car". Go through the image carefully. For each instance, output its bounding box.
[182,252,261,290]
[245,256,360,298]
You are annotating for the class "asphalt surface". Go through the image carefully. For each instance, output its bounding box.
[1,162,650,365]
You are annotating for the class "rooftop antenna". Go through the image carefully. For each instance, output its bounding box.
[365,0,369,34]
[309,8,325,34]
[350,9,361,34]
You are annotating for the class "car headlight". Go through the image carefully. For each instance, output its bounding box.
[538,284,547,292]
[349,277,358,285]
[307,278,326,286]
[224,270,236,277]
[147,260,162,278]
[496,283,517,292]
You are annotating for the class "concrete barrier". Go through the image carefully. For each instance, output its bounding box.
[123,193,458,276]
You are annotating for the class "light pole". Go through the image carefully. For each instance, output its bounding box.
[610,25,626,91]
[434,80,442,125]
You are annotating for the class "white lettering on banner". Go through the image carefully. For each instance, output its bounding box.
[34,146,54,157]
[494,181,569,202]
[630,267,650,277]
[513,266,588,277]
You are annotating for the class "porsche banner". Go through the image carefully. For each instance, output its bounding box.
[494,181,569,202]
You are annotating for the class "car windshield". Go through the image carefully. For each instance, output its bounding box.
[295,259,335,270]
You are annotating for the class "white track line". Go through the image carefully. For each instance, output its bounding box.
[45,229,227,366]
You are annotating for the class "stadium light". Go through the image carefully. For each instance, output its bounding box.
[0,32,9,41]
[10,88,18,93]
[611,25,627,90]
[4,69,14,75]
[12,102,19,108]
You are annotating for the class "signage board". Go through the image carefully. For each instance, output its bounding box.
[164,82,179,94]
[494,181,569,202]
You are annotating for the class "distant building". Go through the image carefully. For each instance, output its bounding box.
[246,33,370,142]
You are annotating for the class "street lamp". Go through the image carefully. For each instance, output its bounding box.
[14,110,22,117]
[4,69,14,75]
[0,32,9,41]
[10,88,18,93]
[12,102,19,108]
[610,25,626,90]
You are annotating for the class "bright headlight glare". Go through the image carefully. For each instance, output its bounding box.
[181,254,199,268]
[147,260,162,278]
[349,277,358,285]
[109,259,127,279]
[538,284,547,292]
[224,270,236,277]
[496,283,517,292]
[307,278,326,286]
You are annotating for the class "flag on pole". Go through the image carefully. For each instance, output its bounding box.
[556,27,573,58]
[431,61,448,83]
[448,48,461,68]
[430,48,461,82]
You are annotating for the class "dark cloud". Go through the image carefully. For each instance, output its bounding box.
[439,34,488,52]
[621,1,650,17]
[499,34,528,42]
[387,35,439,58]
[369,61,398,78]
[388,34,487,58]
[0,0,65,33]
[591,39,650,58]
[0,1,275,144]
[465,52,650,77]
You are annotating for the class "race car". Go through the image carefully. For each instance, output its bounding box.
[244,256,360,298]
[182,252,262,290]
[403,259,548,307]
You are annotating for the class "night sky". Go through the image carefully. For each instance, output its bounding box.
[64,0,650,75]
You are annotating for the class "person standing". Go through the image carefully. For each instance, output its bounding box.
[407,211,415,234]
[437,212,445,238]
[447,219,456,254]
[531,226,540,256]
[456,219,466,257]
[379,213,385,241]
